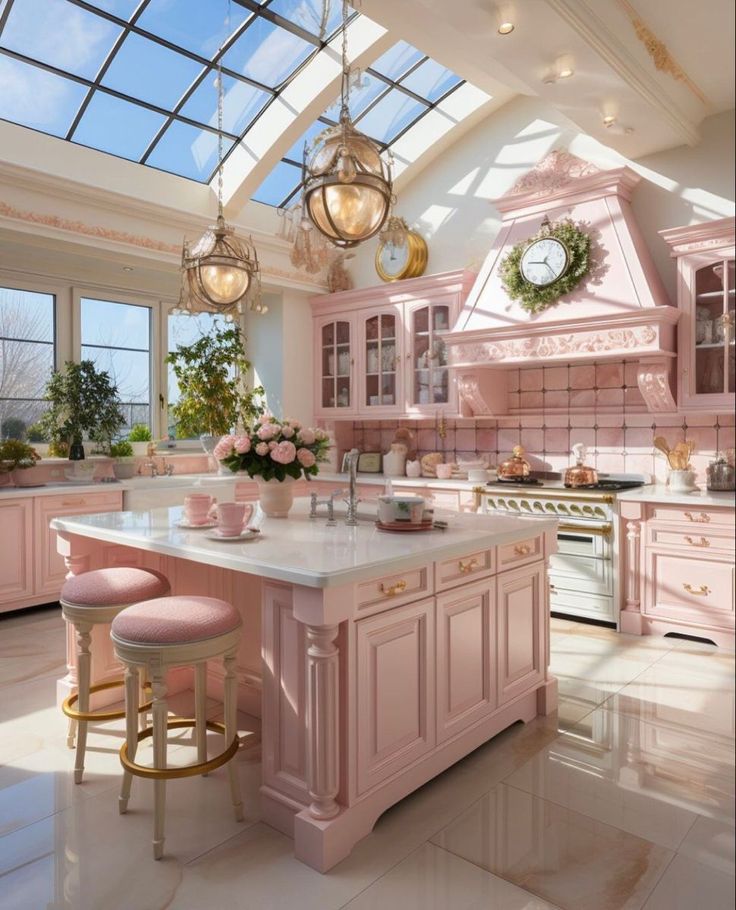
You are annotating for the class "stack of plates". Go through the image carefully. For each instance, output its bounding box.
[375,518,434,533]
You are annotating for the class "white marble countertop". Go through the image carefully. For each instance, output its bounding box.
[0,473,250,500]
[617,485,736,508]
[50,498,556,589]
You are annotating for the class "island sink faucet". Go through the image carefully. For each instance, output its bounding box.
[309,489,343,526]
[344,448,361,526]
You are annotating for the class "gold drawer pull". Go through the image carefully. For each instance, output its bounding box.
[684,511,711,523]
[683,583,711,596]
[458,558,478,574]
[514,543,533,556]
[685,536,710,548]
[61,499,86,507]
[380,580,407,597]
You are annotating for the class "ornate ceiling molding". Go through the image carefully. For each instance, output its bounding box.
[506,151,601,197]
[617,0,708,104]
[545,0,701,146]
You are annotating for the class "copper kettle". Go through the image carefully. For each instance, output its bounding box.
[564,443,598,488]
[498,445,531,480]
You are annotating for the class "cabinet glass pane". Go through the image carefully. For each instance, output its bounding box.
[412,304,450,406]
[321,320,350,408]
[694,261,731,395]
[365,312,397,407]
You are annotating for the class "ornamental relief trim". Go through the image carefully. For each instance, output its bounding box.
[449,325,658,365]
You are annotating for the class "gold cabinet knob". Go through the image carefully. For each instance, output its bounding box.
[380,580,407,597]
[458,558,478,574]
[683,583,710,596]
[684,511,711,523]
[514,543,533,556]
[685,536,710,547]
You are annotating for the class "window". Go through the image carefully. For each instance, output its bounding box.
[80,297,152,432]
[167,311,232,438]
[0,286,55,438]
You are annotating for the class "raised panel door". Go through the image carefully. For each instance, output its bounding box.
[359,306,403,414]
[496,562,545,706]
[0,498,33,606]
[405,299,457,414]
[356,597,435,795]
[436,578,496,743]
[315,316,356,416]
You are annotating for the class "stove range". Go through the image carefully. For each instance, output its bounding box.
[490,478,645,492]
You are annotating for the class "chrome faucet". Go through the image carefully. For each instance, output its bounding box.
[142,457,174,478]
[344,448,361,526]
[309,489,343,526]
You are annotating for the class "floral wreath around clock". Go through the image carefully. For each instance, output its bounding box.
[500,218,591,314]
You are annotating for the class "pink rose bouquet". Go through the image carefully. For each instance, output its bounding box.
[216,417,331,482]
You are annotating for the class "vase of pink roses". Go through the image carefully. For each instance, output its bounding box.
[213,416,330,517]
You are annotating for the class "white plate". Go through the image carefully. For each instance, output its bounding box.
[176,518,218,529]
[204,529,260,542]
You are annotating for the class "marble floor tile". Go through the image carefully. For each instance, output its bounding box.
[503,705,735,847]
[641,854,735,910]
[677,816,736,875]
[432,783,673,910]
[607,661,736,744]
[342,843,560,909]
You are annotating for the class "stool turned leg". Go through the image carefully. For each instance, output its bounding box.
[119,663,140,815]
[73,621,92,784]
[223,651,244,822]
[66,716,77,750]
[151,664,168,860]
[139,667,148,732]
[194,662,208,774]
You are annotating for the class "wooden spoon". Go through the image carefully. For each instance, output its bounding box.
[653,436,671,458]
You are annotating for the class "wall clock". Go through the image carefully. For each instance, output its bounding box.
[499,216,591,314]
[375,229,428,282]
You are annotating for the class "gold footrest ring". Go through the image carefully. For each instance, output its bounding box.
[62,679,152,723]
[120,719,239,780]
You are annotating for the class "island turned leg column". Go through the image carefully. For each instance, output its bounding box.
[55,530,94,720]
[305,624,340,821]
[619,502,644,635]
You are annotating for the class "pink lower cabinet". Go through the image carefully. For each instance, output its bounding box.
[355,598,435,795]
[33,492,123,598]
[496,562,545,705]
[645,549,734,631]
[0,498,34,610]
[436,578,496,742]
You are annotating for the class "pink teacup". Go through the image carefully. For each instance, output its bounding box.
[214,501,253,537]
[184,493,216,525]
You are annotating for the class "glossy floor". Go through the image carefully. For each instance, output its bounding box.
[0,608,733,910]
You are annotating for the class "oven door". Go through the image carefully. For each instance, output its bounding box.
[549,523,613,598]
[556,523,611,559]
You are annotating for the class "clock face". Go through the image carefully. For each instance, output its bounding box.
[520,237,569,287]
[375,230,428,282]
[378,241,410,278]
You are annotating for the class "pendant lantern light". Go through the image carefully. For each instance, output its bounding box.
[301,0,394,248]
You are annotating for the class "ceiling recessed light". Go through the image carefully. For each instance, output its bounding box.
[498,21,514,34]
[122,266,134,272]
[602,114,617,128]
[495,3,515,34]
[556,55,574,79]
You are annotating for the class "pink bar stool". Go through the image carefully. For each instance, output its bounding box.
[111,595,244,860]
[60,566,170,784]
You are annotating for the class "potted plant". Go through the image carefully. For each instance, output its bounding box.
[110,440,137,479]
[37,360,125,460]
[128,423,153,457]
[0,439,41,487]
[213,417,330,517]
[166,324,263,451]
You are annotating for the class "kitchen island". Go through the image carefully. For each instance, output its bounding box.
[51,499,558,871]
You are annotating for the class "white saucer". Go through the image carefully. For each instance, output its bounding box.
[176,518,217,529]
[205,528,260,542]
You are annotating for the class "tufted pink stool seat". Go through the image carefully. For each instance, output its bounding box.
[111,596,241,645]
[61,567,170,607]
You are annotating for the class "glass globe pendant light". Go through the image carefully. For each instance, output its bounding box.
[177,46,264,319]
[301,0,394,248]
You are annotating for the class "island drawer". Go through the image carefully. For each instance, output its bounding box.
[497,534,544,570]
[39,491,122,513]
[355,565,433,616]
[435,547,495,592]
[648,505,734,528]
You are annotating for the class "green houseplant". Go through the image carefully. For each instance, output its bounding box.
[128,423,153,457]
[0,439,41,487]
[166,324,264,446]
[37,360,125,460]
[110,439,137,479]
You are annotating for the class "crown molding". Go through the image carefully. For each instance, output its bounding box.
[545,0,701,147]
[659,217,736,255]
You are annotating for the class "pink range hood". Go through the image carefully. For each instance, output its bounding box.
[445,151,680,415]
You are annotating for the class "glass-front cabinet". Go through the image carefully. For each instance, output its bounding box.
[406,300,452,412]
[360,307,402,414]
[317,317,355,414]
[665,219,735,412]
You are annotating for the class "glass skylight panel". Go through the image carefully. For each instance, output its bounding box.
[81,0,141,20]
[222,16,314,87]
[0,56,87,137]
[180,73,270,137]
[268,0,343,39]
[0,0,121,80]
[136,0,252,60]
[400,58,461,102]
[355,88,428,144]
[284,119,329,162]
[252,159,302,206]
[101,32,204,110]
[72,92,166,161]
[146,119,232,181]
[323,71,386,121]
[370,41,424,81]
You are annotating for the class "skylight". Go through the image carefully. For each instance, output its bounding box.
[0,0,348,182]
[252,40,464,208]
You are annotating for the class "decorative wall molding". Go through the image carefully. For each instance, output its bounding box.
[660,216,736,256]
[507,151,601,198]
[636,360,678,413]
[616,0,708,104]
[545,0,701,146]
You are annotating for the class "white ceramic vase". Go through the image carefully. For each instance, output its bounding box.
[668,469,698,492]
[383,443,407,477]
[257,476,296,518]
